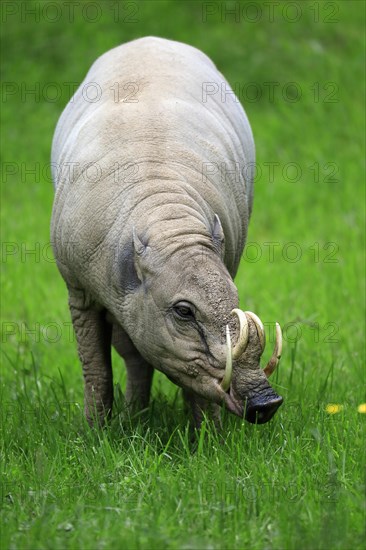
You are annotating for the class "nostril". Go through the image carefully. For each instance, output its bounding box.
[245,395,283,424]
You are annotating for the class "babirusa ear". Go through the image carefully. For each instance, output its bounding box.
[133,227,146,256]
[132,227,150,282]
[212,213,225,257]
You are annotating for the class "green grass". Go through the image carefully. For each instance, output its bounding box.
[1,1,365,548]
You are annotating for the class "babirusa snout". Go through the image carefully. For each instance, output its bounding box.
[220,310,283,389]
[245,393,283,424]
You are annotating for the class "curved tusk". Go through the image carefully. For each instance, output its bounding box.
[231,308,249,360]
[220,325,232,391]
[245,311,266,352]
[264,322,282,377]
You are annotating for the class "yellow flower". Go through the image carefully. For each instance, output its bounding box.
[357,403,366,414]
[325,403,343,414]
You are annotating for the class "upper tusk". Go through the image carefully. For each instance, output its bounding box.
[231,308,249,360]
[220,324,232,391]
[264,322,282,377]
[244,311,266,352]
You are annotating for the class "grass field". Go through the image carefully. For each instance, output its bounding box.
[1,1,365,548]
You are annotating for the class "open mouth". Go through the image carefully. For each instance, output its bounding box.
[216,382,283,423]
[218,384,244,417]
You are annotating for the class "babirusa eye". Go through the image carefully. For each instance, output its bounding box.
[173,302,195,320]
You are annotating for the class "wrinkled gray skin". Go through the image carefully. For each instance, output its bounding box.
[51,37,282,429]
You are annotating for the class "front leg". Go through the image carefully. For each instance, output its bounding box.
[112,323,154,414]
[68,287,113,426]
[183,390,222,431]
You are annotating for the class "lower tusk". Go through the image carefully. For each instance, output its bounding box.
[220,325,232,391]
[264,322,283,377]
